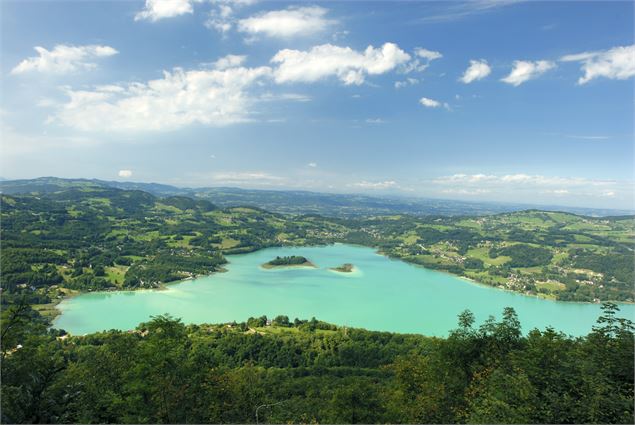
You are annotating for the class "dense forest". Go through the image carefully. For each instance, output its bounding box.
[1,302,633,423]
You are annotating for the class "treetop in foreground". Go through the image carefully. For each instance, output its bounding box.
[1,303,633,424]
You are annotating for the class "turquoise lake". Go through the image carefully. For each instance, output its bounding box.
[53,244,635,336]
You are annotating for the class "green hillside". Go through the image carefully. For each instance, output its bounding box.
[1,187,633,312]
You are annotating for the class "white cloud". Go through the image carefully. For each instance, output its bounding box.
[213,54,247,70]
[205,0,256,35]
[560,45,635,84]
[414,47,442,61]
[118,169,133,178]
[135,0,194,21]
[350,180,398,189]
[459,59,491,83]
[271,43,411,85]
[365,118,386,124]
[394,77,419,89]
[207,19,233,34]
[419,96,441,108]
[307,162,317,168]
[401,47,442,74]
[52,65,272,132]
[11,44,118,75]
[47,41,412,131]
[501,60,555,86]
[238,6,334,38]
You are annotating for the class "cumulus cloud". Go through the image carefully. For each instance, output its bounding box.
[118,169,133,178]
[135,0,194,21]
[419,96,441,108]
[365,118,386,124]
[238,6,334,38]
[560,44,635,84]
[213,54,247,70]
[47,41,414,131]
[271,43,411,85]
[459,59,491,83]
[307,162,318,168]
[501,60,556,86]
[414,47,442,61]
[11,44,118,75]
[52,65,272,132]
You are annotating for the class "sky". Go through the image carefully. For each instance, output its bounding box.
[1,0,634,209]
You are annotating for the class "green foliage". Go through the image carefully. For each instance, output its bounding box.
[1,305,633,424]
[266,256,310,266]
[489,244,553,267]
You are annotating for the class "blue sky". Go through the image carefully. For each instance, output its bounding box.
[1,0,633,209]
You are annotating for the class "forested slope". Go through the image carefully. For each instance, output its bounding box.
[1,303,633,423]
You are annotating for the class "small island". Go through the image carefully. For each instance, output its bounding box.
[330,263,355,273]
[262,255,316,269]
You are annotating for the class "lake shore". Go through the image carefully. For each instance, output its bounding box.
[51,244,635,337]
[48,242,628,328]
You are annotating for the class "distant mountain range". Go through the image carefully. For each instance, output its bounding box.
[0,177,632,218]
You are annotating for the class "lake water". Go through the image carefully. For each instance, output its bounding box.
[54,244,635,336]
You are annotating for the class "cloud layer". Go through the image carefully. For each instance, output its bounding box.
[433,173,628,200]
